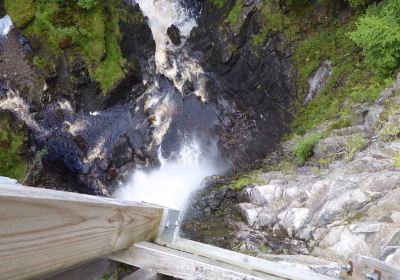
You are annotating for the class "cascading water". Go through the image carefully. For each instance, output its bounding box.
[0,15,12,37]
[116,139,221,210]
[117,0,223,210]
[0,1,223,209]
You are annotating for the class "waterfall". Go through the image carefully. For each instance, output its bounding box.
[117,0,223,210]
[116,139,221,210]
[0,15,12,37]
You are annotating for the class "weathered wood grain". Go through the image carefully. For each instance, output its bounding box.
[110,242,285,280]
[0,184,164,280]
[166,238,335,280]
[350,254,400,280]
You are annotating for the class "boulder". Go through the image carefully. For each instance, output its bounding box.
[303,60,332,104]
[249,185,283,206]
[167,24,181,46]
[111,134,133,168]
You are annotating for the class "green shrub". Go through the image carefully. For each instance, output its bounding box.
[378,124,400,141]
[293,133,323,165]
[77,0,100,10]
[349,0,400,75]
[394,153,400,168]
[345,133,368,161]
[230,172,264,191]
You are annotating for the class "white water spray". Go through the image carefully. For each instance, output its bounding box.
[0,15,12,37]
[117,139,222,210]
[116,1,223,210]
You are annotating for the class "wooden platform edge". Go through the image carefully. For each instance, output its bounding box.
[110,240,336,280]
[0,184,164,280]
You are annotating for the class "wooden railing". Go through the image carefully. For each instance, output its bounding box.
[1,182,399,280]
[0,183,163,280]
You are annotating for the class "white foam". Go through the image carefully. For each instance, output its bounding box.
[0,89,42,132]
[116,139,222,210]
[0,15,12,37]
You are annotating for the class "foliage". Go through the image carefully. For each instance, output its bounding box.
[0,115,27,181]
[349,0,400,75]
[394,153,400,168]
[292,133,323,165]
[378,124,400,141]
[230,171,264,191]
[289,18,391,137]
[226,0,242,25]
[7,0,126,93]
[209,0,227,8]
[345,133,368,161]
[4,0,35,28]
[77,0,100,10]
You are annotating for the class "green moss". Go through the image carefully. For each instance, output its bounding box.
[230,171,264,191]
[345,133,368,161]
[252,1,284,46]
[293,133,323,165]
[289,19,391,137]
[378,124,400,142]
[210,0,227,8]
[4,0,35,29]
[7,0,126,94]
[226,0,242,25]
[394,153,400,168]
[0,116,27,181]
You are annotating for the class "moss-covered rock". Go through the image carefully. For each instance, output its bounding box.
[4,0,146,94]
[0,113,28,181]
[4,0,35,29]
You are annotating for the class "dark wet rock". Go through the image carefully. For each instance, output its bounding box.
[167,24,182,46]
[112,134,133,168]
[189,0,295,168]
[17,33,32,53]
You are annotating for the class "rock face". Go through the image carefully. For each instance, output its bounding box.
[303,60,332,104]
[189,0,295,167]
[0,3,157,195]
[167,24,181,46]
[182,74,400,276]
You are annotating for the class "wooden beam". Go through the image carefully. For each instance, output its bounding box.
[349,254,400,280]
[166,238,335,280]
[0,184,164,280]
[123,268,159,280]
[110,242,284,280]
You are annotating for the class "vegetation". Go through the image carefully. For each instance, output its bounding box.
[226,0,242,25]
[394,153,400,168]
[344,133,368,161]
[349,0,400,75]
[209,0,227,9]
[4,0,35,29]
[5,0,127,93]
[0,115,27,181]
[292,133,323,165]
[229,171,264,191]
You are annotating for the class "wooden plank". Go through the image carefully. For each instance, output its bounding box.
[110,242,284,280]
[123,268,159,280]
[164,237,335,280]
[0,184,164,280]
[350,254,400,280]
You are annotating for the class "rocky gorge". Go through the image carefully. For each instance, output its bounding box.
[1,0,400,278]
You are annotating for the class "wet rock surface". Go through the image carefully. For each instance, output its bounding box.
[182,74,400,276]
[167,24,181,46]
[189,0,295,168]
